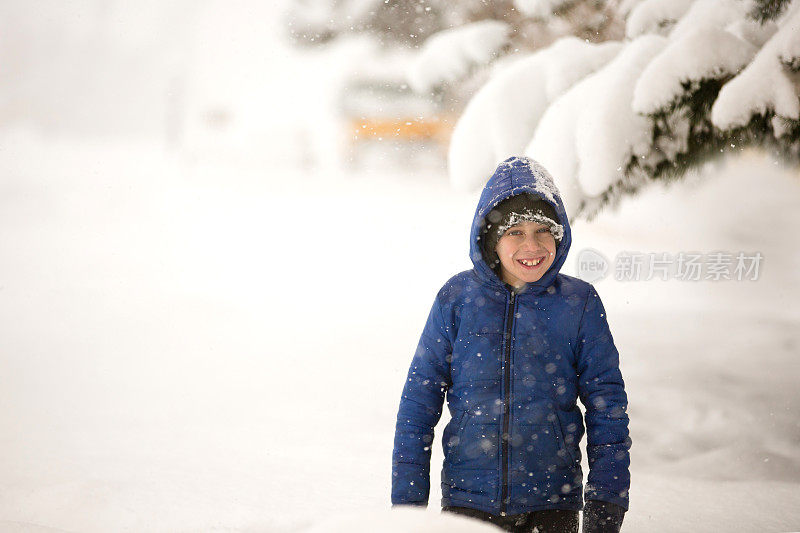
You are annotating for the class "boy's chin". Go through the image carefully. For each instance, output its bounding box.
[500,267,548,285]
[519,273,546,283]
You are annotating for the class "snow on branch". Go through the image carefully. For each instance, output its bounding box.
[669,0,752,40]
[407,20,511,93]
[447,0,800,218]
[633,28,757,115]
[447,38,622,192]
[725,17,778,48]
[712,3,800,130]
[526,35,667,216]
[626,0,694,38]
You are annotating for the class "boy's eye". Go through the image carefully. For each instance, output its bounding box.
[537,227,551,233]
[507,229,523,236]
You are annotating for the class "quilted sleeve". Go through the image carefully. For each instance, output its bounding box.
[391,294,453,507]
[575,286,631,511]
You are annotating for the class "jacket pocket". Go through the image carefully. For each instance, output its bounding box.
[444,410,469,457]
[444,410,500,470]
[552,418,579,467]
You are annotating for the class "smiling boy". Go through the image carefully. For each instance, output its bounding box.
[391,157,630,533]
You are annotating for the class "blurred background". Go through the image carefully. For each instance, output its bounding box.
[1,1,799,532]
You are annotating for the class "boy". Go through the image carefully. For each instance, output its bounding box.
[391,157,630,533]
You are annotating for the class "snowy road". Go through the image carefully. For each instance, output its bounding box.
[1,139,799,531]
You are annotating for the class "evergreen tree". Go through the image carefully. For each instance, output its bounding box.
[447,0,800,219]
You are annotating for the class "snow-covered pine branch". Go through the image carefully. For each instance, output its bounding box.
[447,0,800,219]
[712,4,800,143]
[632,0,799,196]
[407,20,511,94]
[447,37,622,197]
[625,0,695,38]
[527,34,667,217]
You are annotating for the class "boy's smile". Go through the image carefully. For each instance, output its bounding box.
[495,221,557,288]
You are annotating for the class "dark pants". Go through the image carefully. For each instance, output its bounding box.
[442,505,579,533]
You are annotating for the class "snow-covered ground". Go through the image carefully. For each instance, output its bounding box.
[1,134,799,532]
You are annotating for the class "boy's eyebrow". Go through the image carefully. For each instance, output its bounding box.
[508,222,547,229]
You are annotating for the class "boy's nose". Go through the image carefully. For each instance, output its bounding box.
[522,234,547,248]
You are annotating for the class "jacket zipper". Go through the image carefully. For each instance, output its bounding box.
[500,291,516,516]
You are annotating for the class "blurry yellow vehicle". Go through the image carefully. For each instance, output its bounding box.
[340,79,454,167]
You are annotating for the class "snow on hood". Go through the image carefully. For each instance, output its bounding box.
[469,156,572,292]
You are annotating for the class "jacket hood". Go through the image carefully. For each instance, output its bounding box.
[469,156,572,293]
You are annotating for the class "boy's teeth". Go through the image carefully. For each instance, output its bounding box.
[520,258,543,266]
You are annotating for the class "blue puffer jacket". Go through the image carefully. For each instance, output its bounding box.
[391,156,630,515]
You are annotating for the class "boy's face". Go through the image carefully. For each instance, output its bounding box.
[495,221,557,288]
